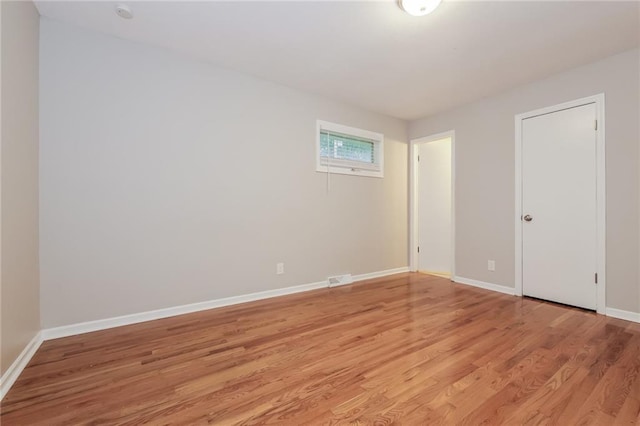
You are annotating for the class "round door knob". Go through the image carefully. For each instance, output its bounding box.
[523,214,533,222]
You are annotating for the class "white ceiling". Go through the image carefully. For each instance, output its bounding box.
[35,1,640,121]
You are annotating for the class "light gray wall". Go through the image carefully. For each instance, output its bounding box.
[39,19,408,328]
[1,1,41,375]
[409,49,640,314]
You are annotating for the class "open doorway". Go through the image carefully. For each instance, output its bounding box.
[410,131,455,278]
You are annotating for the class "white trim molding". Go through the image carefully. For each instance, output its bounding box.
[514,94,606,314]
[42,280,328,340]
[41,267,409,341]
[352,266,409,282]
[409,130,456,277]
[606,308,640,323]
[3,267,410,399]
[0,332,43,401]
[452,276,516,296]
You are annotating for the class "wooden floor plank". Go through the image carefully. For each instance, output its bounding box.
[1,272,639,425]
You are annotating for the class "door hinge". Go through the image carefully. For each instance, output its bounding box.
[594,120,598,131]
[417,246,420,253]
[418,155,420,162]
[595,273,598,284]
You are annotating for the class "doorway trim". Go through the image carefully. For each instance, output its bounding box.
[409,130,456,277]
[514,94,606,314]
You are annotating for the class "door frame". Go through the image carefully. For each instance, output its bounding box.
[514,94,606,314]
[409,130,456,277]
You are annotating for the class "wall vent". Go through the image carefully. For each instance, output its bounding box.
[328,274,353,288]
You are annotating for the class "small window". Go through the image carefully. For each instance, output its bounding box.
[316,120,384,178]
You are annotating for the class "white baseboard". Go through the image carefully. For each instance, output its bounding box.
[453,277,639,323]
[42,267,410,341]
[606,307,640,323]
[1,332,43,401]
[452,276,516,296]
[353,267,409,282]
[41,280,328,340]
[2,267,410,400]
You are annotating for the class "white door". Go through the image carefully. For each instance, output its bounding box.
[522,103,597,309]
[418,138,452,276]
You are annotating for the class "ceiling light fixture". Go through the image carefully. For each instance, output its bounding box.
[398,0,442,16]
[115,4,133,19]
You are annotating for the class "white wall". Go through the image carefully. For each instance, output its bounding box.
[410,49,640,314]
[1,1,41,375]
[417,138,451,275]
[39,19,408,328]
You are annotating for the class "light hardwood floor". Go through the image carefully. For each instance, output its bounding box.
[2,273,639,425]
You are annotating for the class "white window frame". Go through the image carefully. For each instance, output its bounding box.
[316,120,384,178]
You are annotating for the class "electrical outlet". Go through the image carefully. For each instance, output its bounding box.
[276,263,284,275]
[488,260,495,272]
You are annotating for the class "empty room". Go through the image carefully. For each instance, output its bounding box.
[1,0,639,424]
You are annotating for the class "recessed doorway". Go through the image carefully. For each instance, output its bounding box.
[410,131,455,278]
